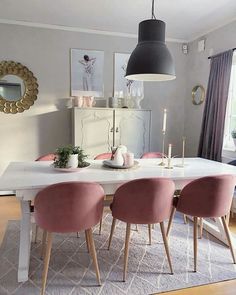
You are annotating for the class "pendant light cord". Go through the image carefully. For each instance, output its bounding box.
[151,0,157,19]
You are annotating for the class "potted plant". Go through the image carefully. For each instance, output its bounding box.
[232,130,236,149]
[53,145,89,168]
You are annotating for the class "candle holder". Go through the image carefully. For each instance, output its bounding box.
[158,131,166,166]
[165,157,173,169]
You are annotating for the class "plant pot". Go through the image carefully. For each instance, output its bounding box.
[67,154,78,168]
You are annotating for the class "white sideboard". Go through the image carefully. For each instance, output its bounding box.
[72,108,151,158]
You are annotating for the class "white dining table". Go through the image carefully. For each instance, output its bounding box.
[0,157,236,282]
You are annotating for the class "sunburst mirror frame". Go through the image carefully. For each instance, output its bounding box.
[0,61,38,114]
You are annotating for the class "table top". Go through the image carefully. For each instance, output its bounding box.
[0,157,236,192]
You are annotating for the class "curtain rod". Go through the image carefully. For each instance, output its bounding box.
[208,48,236,59]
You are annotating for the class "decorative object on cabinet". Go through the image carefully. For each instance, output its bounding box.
[192,85,205,105]
[0,61,38,114]
[53,145,89,169]
[70,49,104,97]
[125,0,175,81]
[114,53,144,108]
[72,108,151,158]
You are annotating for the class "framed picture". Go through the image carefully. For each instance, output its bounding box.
[114,53,144,98]
[71,48,104,97]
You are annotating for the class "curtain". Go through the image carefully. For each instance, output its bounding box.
[198,49,233,161]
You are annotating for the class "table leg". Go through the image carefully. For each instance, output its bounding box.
[18,200,31,282]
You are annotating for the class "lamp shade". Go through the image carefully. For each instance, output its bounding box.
[125,19,176,81]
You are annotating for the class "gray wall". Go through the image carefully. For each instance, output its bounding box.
[184,20,236,156]
[0,23,187,174]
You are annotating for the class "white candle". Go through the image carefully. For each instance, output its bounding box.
[162,109,167,133]
[168,144,172,159]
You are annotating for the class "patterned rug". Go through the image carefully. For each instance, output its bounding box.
[0,213,236,295]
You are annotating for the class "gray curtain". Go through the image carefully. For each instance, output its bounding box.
[198,49,233,161]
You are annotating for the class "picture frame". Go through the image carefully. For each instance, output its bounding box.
[70,48,104,97]
[113,52,144,99]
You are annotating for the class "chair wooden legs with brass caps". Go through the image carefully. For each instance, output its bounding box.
[86,228,102,286]
[193,217,198,272]
[122,222,173,282]
[41,232,53,295]
[123,223,131,281]
[108,218,117,250]
[40,229,101,295]
[221,216,236,264]
[148,224,152,245]
[160,222,173,274]
[166,207,176,238]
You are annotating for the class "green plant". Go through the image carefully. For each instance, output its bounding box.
[53,145,88,168]
[231,130,236,139]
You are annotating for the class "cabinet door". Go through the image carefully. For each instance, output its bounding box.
[72,108,114,158]
[115,110,151,157]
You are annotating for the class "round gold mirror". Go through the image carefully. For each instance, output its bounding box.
[192,85,205,105]
[0,61,38,114]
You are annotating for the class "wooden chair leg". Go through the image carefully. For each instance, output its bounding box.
[87,228,101,286]
[99,219,102,235]
[160,222,173,274]
[76,232,80,238]
[41,232,53,295]
[166,207,176,238]
[41,230,47,260]
[183,214,188,224]
[85,230,90,253]
[148,224,152,245]
[152,224,155,229]
[123,223,131,282]
[193,216,198,272]
[135,224,138,231]
[199,218,203,239]
[221,216,236,264]
[108,218,116,250]
[34,224,39,243]
[225,213,230,226]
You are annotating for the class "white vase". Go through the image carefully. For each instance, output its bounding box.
[113,148,124,166]
[67,154,78,168]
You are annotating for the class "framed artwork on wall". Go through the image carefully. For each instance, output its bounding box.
[114,53,144,99]
[70,48,104,97]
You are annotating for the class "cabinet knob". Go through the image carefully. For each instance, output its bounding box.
[116,127,119,133]
[110,127,114,132]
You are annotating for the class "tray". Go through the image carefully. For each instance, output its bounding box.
[103,160,139,169]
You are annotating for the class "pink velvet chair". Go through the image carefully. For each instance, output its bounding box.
[94,153,112,160]
[35,153,56,161]
[108,178,175,281]
[34,181,104,295]
[166,175,236,272]
[140,152,163,159]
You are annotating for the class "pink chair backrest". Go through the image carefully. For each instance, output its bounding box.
[141,152,163,159]
[94,153,112,160]
[177,175,236,217]
[112,178,175,224]
[34,181,104,233]
[36,154,56,161]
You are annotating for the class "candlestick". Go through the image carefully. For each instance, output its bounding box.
[168,144,172,159]
[182,137,186,166]
[158,130,166,166]
[162,109,167,133]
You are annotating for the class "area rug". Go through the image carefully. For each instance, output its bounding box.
[0,213,236,295]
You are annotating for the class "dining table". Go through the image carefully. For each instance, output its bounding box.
[0,157,236,282]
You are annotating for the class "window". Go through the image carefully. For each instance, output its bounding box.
[223,53,236,150]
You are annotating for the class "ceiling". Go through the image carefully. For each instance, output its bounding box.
[0,0,235,42]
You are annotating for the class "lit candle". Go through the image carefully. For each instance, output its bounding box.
[162,109,167,133]
[168,144,172,159]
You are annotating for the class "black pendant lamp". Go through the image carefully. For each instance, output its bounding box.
[126,0,176,81]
